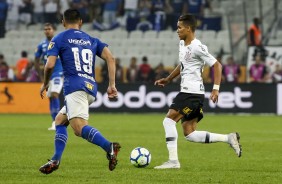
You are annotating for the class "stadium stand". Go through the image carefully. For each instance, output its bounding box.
[1,0,282,83]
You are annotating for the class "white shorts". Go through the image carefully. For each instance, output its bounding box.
[59,91,95,120]
[47,77,63,97]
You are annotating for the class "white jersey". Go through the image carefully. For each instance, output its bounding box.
[179,38,217,94]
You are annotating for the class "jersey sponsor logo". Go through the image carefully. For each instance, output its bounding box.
[182,107,192,114]
[54,78,61,85]
[200,84,204,91]
[78,73,95,82]
[68,39,91,46]
[199,44,206,52]
[48,42,55,50]
[200,108,203,114]
[84,81,94,91]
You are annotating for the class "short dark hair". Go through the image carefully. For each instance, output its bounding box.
[21,51,28,57]
[44,23,56,30]
[253,17,260,25]
[63,9,81,24]
[178,14,197,32]
[142,56,148,62]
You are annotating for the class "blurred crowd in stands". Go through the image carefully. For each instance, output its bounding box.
[0,0,216,36]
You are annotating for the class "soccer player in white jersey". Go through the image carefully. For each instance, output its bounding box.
[154,14,242,169]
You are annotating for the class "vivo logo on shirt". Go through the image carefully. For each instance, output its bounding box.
[68,39,91,46]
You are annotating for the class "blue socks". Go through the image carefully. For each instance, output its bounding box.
[50,98,60,121]
[52,125,68,161]
[81,125,111,153]
[51,125,111,161]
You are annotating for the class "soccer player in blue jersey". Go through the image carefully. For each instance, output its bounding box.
[35,23,63,130]
[39,9,121,174]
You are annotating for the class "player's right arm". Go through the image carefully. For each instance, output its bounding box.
[40,56,56,99]
[155,64,181,87]
[100,47,118,100]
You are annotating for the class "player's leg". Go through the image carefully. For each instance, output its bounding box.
[39,108,69,174]
[182,114,242,157]
[47,77,63,130]
[154,93,186,169]
[67,91,121,171]
[154,109,182,169]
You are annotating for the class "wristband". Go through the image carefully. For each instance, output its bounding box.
[213,84,220,90]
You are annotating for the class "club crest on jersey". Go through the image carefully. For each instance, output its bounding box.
[85,81,94,91]
[184,51,192,60]
[48,42,55,50]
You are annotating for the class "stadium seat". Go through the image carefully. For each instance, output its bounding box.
[110,29,129,39]
[158,30,175,39]
[201,30,217,39]
[129,30,144,39]
[143,30,158,39]
[268,38,282,45]
[88,30,102,38]
[195,29,203,38]
[5,30,21,39]
[147,54,164,67]
[216,30,229,39]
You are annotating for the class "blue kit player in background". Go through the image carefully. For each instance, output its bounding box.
[35,23,63,131]
[39,9,121,174]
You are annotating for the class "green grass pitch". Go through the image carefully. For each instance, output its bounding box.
[0,114,281,184]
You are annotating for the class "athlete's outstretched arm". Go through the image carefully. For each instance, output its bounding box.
[101,47,118,100]
[210,61,222,103]
[40,56,56,98]
[155,64,181,87]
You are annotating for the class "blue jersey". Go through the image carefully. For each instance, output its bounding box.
[47,29,107,97]
[35,39,63,79]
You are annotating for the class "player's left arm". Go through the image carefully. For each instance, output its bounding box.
[198,44,222,103]
[211,61,222,103]
[40,56,56,98]
[101,47,118,100]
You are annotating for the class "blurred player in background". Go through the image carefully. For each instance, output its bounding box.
[39,9,120,174]
[154,14,242,169]
[35,23,63,130]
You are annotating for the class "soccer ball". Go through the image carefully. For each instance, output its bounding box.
[130,147,151,168]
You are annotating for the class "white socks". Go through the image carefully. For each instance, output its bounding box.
[186,131,228,143]
[163,117,178,161]
[163,118,229,161]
